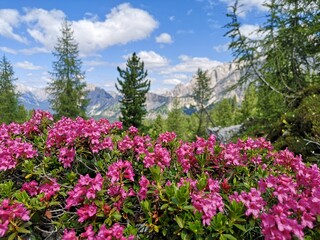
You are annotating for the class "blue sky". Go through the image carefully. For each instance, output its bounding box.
[0,0,266,92]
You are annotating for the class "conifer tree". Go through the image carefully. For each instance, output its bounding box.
[47,21,88,119]
[115,52,150,129]
[225,0,320,123]
[0,55,27,124]
[192,68,214,137]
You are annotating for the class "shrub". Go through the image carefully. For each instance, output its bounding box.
[0,110,320,239]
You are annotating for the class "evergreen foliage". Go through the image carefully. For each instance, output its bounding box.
[239,82,259,121]
[166,98,186,139]
[47,21,88,119]
[210,97,241,127]
[192,68,213,137]
[115,52,150,130]
[0,55,27,124]
[225,0,320,159]
[225,0,320,123]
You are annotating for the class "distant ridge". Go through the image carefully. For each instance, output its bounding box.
[16,62,244,121]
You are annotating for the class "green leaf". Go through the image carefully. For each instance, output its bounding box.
[17,226,30,234]
[175,215,185,228]
[8,232,18,240]
[181,230,192,240]
[221,234,237,240]
[182,205,194,211]
[160,203,169,210]
[234,224,246,232]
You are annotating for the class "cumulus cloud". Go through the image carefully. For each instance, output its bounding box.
[155,33,173,44]
[0,9,28,43]
[122,51,169,69]
[72,3,158,55]
[239,24,264,39]
[15,61,42,70]
[160,55,222,74]
[23,8,66,50]
[2,4,158,55]
[163,78,183,85]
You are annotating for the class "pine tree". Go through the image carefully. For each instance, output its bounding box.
[192,68,213,137]
[0,55,27,124]
[225,0,320,118]
[47,21,88,119]
[115,52,150,130]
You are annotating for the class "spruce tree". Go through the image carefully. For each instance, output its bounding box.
[0,55,27,124]
[47,21,88,119]
[115,52,150,129]
[192,68,213,137]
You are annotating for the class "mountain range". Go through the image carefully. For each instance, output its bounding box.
[16,62,244,121]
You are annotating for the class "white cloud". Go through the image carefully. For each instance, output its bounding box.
[137,51,169,68]
[123,51,169,69]
[0,46,49,55]
[155,33,173,44]
[239,24,264,39]
[0,46,17,54]
[72,3,158,55]
[20,47,50,55]
[0,9,28,43]
[23,8,66,50]
[161,55,222,74]
[213,42,230,52]
[221,0,267,17]
[169,16,175,21]
[15,61,42,70]
[163,78,182,85]
[8,4,157,55]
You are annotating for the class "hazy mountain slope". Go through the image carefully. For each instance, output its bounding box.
[16,62,244,120]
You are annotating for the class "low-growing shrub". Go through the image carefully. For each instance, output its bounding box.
[0,110,319,240]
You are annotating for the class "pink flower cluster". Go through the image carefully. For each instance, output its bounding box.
[66,173,103,209]
[106,160,135,183]
[22,179,60,201]
[143,144,171,169]
[46,117,117,168]
[138,175,150,200]
[22,110,53,136]
[77,203,97,222]
[189,178,224,226]
[176,135,216,173]
[62,223,134,240]
[0,199,30,237]
[230,188,266,218]
[157,131,177,144]
[0,133,37,171]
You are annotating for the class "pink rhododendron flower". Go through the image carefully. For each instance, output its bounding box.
[138,175,150,200]
[62,229,77,240]
[77,203,97,222]
[143,144,171,169]
[0,199,30,237]
[22,180,39,196]
[80,225,95,240]
[106,160,135,183]
[39,179,60,201]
